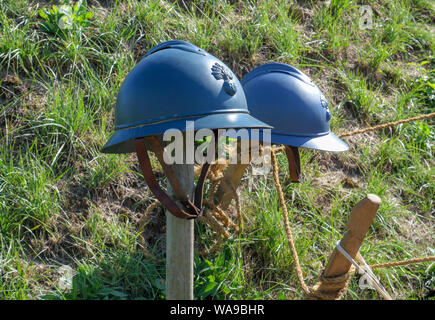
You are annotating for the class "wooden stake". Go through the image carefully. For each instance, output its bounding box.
[165,163,194,300]
[163,129,195,301]
[323,194,381,278]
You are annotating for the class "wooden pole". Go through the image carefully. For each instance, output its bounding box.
[165,163,194,300]
[163,131,195,300]
[323,194,381,278]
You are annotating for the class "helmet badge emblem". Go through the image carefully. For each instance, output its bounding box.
[211,62,237,96]
[320,93,331,121]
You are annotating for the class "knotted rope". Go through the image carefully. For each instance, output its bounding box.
[199,161,244,256]
[309,267,356,300]
[270,146,356,299]
[270,146,435,299]
[136,110,435,297]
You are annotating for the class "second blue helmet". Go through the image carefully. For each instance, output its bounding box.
[241,63,348,152]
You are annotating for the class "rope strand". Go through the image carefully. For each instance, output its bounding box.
[270,148,312,296]
[137,109,435,297]
[370,256,435,270]
[339,112,435,138]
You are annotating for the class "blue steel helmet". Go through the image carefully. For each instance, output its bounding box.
[101,40,271,154]
[241,63,348,152]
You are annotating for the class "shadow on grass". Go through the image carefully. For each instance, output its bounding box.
[39,241,246,300]
[40,249,166,300]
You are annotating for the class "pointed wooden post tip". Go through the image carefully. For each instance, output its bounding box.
[366,194,381,205]
[323,194,381,278]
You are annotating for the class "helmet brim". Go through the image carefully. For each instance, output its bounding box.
[271,131,349,152]
[224,130,349,152]
[101,112,272,154]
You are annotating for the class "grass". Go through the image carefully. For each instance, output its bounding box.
[0,0,434,300]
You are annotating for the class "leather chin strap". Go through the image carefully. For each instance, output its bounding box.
[284,145,301,183]
[135,135,301,217]
[135,136,211,220]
